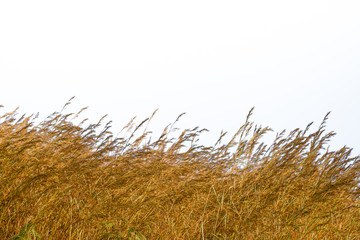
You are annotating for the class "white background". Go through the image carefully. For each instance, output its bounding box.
[1,0,359,155]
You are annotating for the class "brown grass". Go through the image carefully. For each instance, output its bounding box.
[1,99,359,239]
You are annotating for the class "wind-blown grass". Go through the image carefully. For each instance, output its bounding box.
[1,100,359,239]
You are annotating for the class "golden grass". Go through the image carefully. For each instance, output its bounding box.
[1,100,359,239]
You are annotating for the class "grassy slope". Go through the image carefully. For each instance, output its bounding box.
[1,103,359,239]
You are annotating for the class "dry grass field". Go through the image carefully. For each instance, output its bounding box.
[1,100,359,239]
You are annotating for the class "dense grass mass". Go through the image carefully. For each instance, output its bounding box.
[1,101,360,239]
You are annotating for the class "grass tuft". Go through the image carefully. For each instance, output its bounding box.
[1,102,359,239]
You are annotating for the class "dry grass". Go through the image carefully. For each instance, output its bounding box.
[1,99,359,239]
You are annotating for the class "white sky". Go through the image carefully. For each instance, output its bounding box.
[1,0,359,155]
